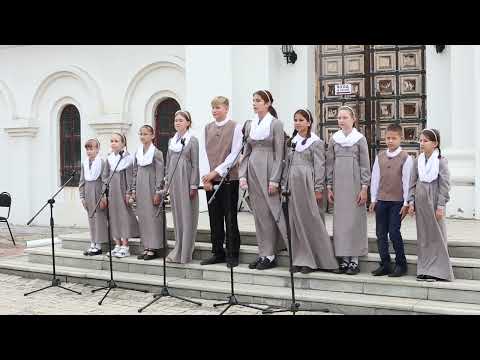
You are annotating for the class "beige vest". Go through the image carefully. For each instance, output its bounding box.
[205,120,239,181]
[378,150,408,202]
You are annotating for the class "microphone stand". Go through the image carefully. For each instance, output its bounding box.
[262,142,328,315]
[24,171,82,296]
[138,137,203,313]
[208,132,265,315]
[90,150,145,305]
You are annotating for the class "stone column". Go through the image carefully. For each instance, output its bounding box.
[3,125,38,224]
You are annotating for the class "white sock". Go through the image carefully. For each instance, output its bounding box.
[350,256,359,265]
[94,243,101,250]
[266,255,275,261]
[89,242,95,249]
[342,256,350,264]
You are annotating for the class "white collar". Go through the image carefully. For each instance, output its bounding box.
[386,146,402,158]
[214,117,231,127]
[418,149,440,183]
[107,151,133,172]
[169,130,191,152]
[292,132,320,152]
[136,143,155,167]
[83,155,102,181]
[249,112,274,140]
[332,128,363,147]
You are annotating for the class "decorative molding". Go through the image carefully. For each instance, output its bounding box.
[89,122,131,135]
[4,126,39,137]
[122,58,185,116]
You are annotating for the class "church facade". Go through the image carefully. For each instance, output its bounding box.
[0,45,478,226]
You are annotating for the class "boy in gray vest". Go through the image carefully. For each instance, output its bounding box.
[369,123,412,277]
[201,96,243,267]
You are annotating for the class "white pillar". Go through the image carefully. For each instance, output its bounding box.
[474,46,480,219]
[185,45,234,211]
[433,45,476,218]
[3,125,38,225]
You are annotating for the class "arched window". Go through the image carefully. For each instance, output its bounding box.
[154,98,180,156]
[59,104,81,186]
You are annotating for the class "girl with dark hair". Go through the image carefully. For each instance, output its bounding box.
[239,90,287,270]
[131,125,165,260]
[165,110,200,264]
[102,132,139,258]
[408,128,453,282]
[282,109,338,274]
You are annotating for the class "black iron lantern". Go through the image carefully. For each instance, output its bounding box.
[282,45,297,64]
[435,45,446,53]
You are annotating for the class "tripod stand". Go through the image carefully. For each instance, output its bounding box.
[207,132,265,315]
[138,138,202,312]
[90,151,145,305]
[262,142,328,315]
[24,171,82,297]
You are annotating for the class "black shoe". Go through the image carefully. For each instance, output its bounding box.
[248,257,263,269]
[422,275,438,282]
[388,265,407,277]
[333,262,349,274]
[227,257,239,268]
[346,262,360,275]
[290,266,301,273]
[371,264,391,276]
[84,248,102,256]
[137,251,147,260]
[256,257,277,270]
[416,274,427,281]
[144,251,159,261]
[200,255,226,265]
[300,266,314,274]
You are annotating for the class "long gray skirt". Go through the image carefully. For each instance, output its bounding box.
[135,164,163,250]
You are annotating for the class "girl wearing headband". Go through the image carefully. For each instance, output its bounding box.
[165,109,200,264]
[282,109,338,274]
[80,138,108,256]
[101,132,139,258]
[131,125,165,260]
[239,90,287,270]
[408,128,453,281]
[326,105,371,275]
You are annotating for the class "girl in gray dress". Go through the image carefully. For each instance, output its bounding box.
[166,110,199,264]
[283,109,338,274]
[79,138,108,256]
[131,125,164,261]
[326,106,371,275]
[101,133,139,258]
[408,129,454,282]
[239,90,287,270]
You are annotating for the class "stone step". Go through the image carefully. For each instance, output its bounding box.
[50,237,480,281]
[59,230,480,259]
[2,255,480,315]
[24,246,480,306]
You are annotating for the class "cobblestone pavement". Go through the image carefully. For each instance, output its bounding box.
[0,273,331,315]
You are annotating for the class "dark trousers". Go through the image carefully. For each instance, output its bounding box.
[206,180,241,260]
[375,200,407,269]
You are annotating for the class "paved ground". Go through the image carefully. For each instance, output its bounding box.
[0,273,333,315]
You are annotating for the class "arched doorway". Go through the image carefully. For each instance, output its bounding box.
[59,104,81,186]
[154,98,180,156]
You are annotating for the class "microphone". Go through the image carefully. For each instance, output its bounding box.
[291,142,297,150]
[119,150,125,157]
[181,138,186,146]
[70,170,77,176]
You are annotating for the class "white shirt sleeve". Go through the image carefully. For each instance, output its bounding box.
[199,127,211,180]
[370,155,380,203]
[402,155,413,206]
[214,124,244,177]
